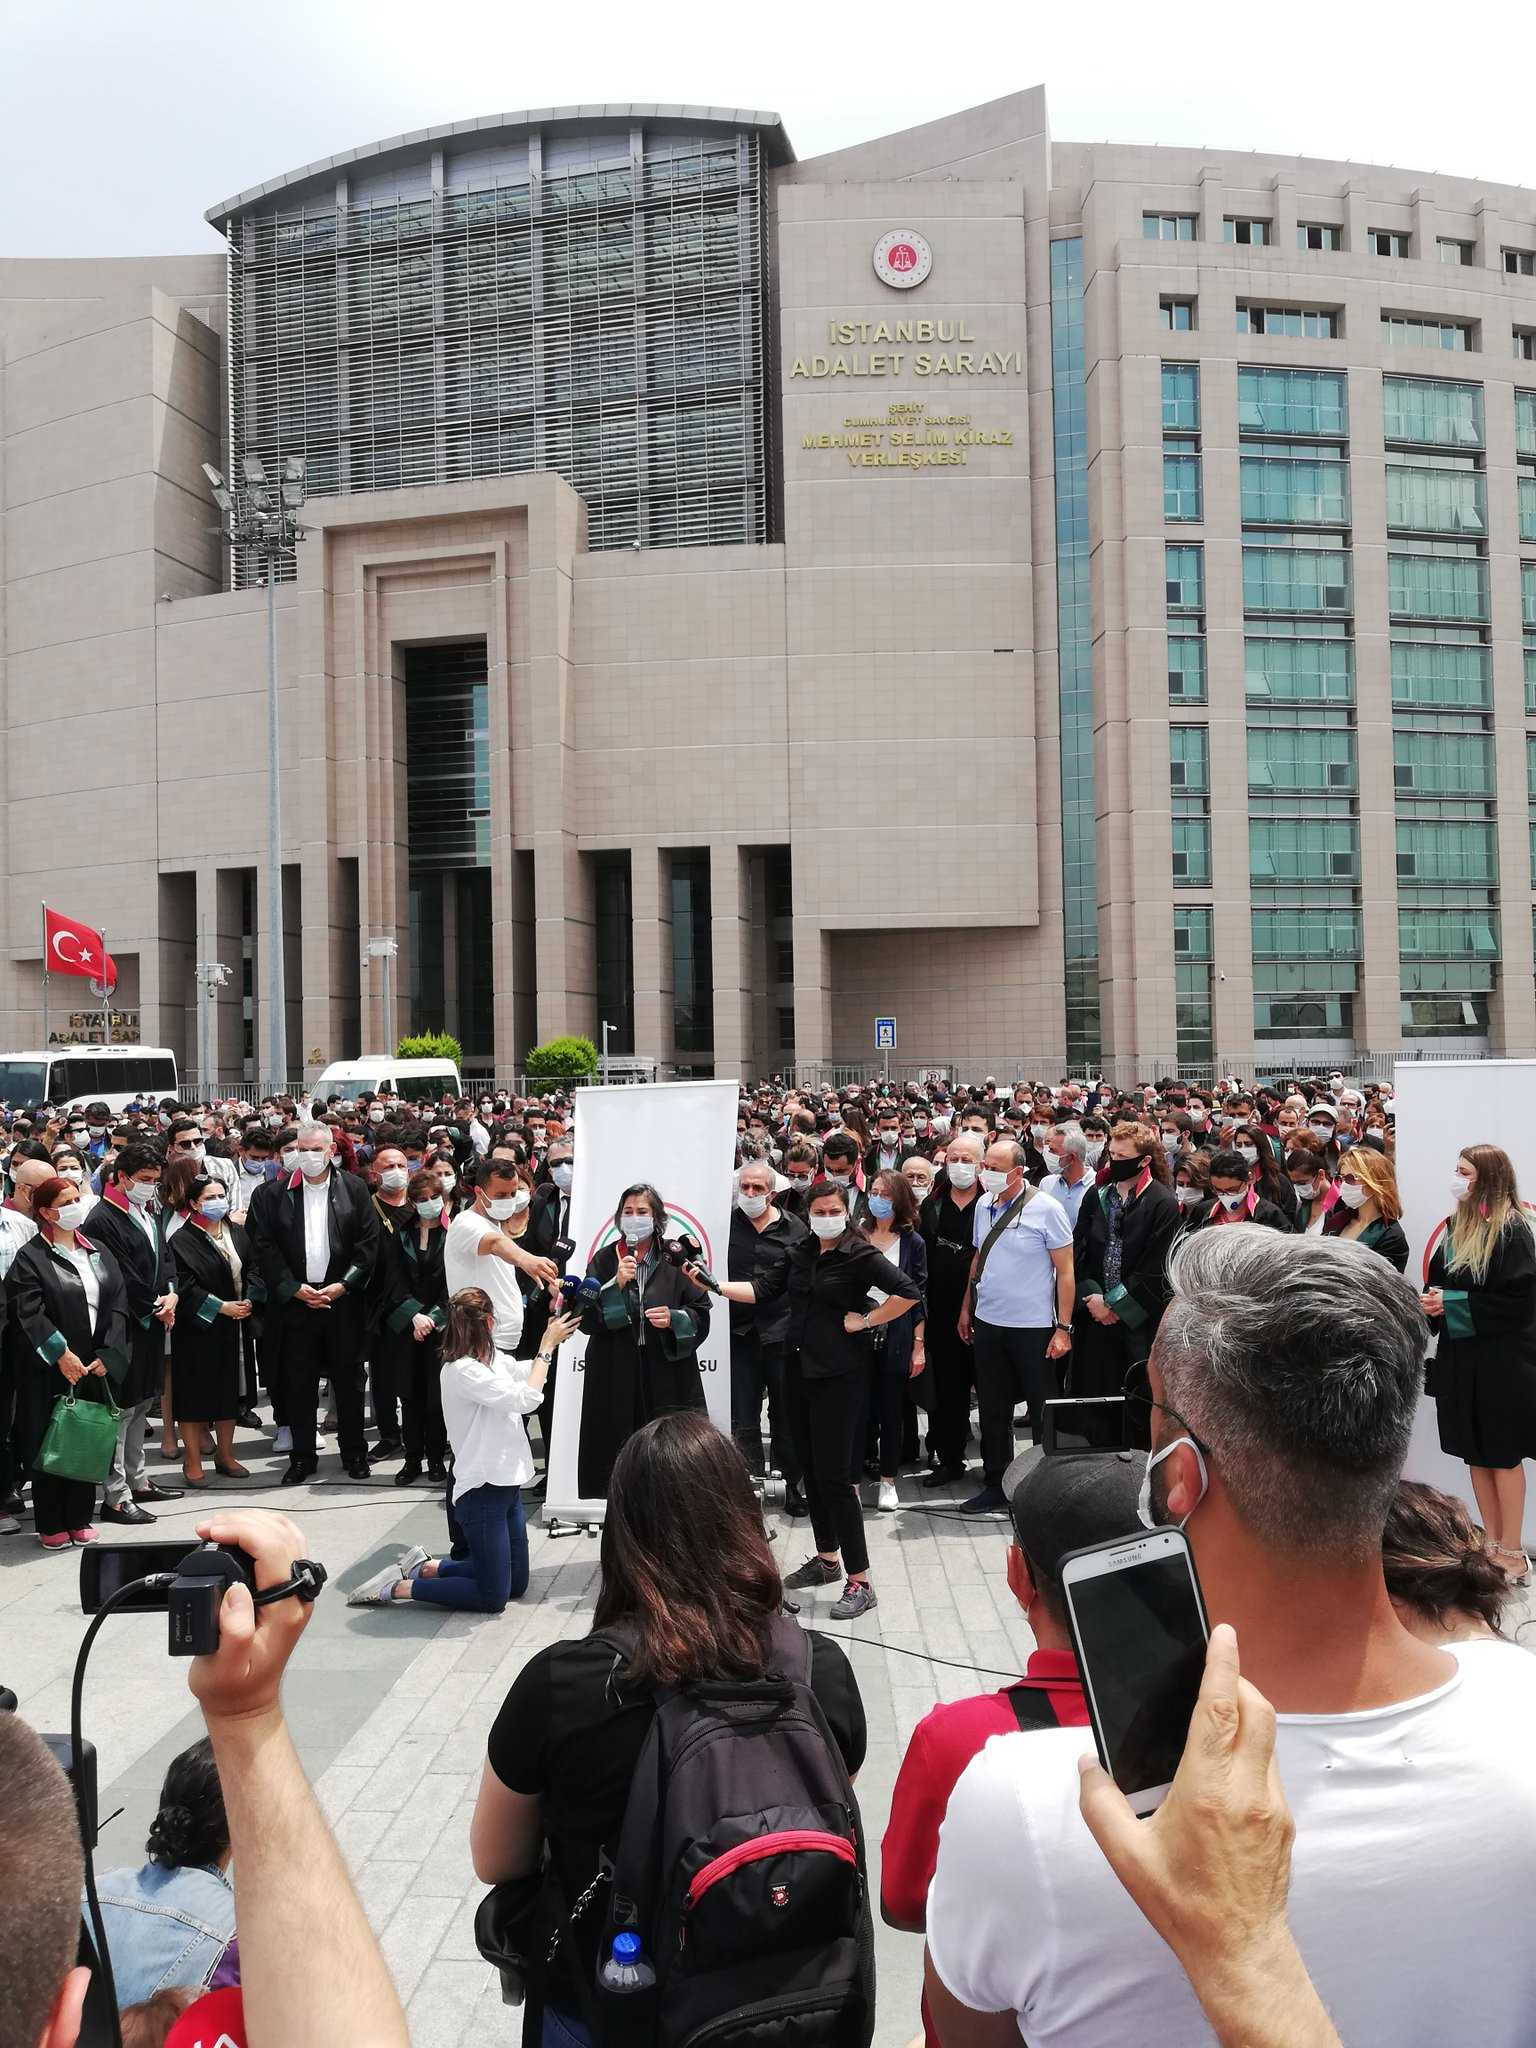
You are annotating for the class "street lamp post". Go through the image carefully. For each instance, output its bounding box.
[601,1018,615,1086]
[194,911,231,1092]
[203,454,307,1092]
[366,936,400,1053]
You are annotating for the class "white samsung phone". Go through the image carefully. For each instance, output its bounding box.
[1059,1527,1210,1816]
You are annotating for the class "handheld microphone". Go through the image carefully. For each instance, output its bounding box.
[664,1234,720,1293]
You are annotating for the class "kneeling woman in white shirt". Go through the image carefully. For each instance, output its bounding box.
[351,1287,578,1611]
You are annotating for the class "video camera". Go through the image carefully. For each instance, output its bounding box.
[81,1539,327,1654]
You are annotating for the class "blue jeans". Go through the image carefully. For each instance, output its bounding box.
[541,2008,591,2048]
[410,1482,528,1611]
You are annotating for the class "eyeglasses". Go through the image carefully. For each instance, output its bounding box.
[1339,1172,1365,1186]
[1128,1389,1215,1461]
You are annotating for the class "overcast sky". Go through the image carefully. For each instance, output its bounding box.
[2,0,1533,257]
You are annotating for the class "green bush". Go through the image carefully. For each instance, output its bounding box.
[397,1030,463,1066]
[523,1034,598,1079]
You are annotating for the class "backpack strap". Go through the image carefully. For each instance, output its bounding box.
[967,1185,1036,1320]
[764,1612,814,1687]
[1004,1680,1063,1732]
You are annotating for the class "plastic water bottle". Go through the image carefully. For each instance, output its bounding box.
[598,1931,657,1994]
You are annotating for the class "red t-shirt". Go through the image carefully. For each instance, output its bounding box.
[880,1649,1088,2048]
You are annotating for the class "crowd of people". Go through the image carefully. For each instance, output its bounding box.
[5,1066,1536,2046]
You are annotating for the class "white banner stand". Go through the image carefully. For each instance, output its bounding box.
[544,1079,738,1526]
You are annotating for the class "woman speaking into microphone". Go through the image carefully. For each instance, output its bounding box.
[576,1182,712,1498]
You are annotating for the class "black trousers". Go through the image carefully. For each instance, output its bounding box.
[280,1302,368,1463]
[730,1328,802,1485]
[368,1333,401,1441]
[399,1334,447,1466]
[972,1320,1059,1487]
[32,1470,96,1538]
[783,1355,868,1576]
[924,1309,974,1471]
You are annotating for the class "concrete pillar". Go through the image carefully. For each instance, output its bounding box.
[792,919,831,1068]
[710,843,752,1079]
[631,847,674,1068]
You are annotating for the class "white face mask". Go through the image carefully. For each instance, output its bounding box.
[979,1167,1012,1197]
[1309,1121,1334,1141]
[486,1193,524,1220]
[507,1187,531,1213]
[297,1151,330,1179]
[1236,1145,1259,1165]
[281,1148,300,1172]
[1030,1123,1049,1145]
[907,1179,934,1200]
[1293,1178,1320,1200]
[1084,1141,1105,1166]
[825,1171,852,1188]
[808,1211,846,1240]
[878,1132,900,1152]
[369,1108,386,1125]
[57,1165,84,1185]
[1338,1183,1367,1210]
[1137,1436,1210,1531]
[1177,1185,1204,1209]
[550,1161,574,1190]
[1451,1172,1473,1203]
[53,1200,88,1232]
[738,1191,769,1219]
[619,1214,654,1243]
[946,1160,978,1189]
[1217,1189,1246,1212]
[440,1172,456,1193]
[126,1180,158,1208]
[416,1196,444,1220]
[379,1167,408,1193]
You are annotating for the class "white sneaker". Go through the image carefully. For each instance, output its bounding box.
[347,1563,406,1607]
[878,1481,899,1513]
[272,1427,292,1454]
[0,1514,19,1536]
[399,1543,432,1579]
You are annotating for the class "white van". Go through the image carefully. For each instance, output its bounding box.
[0,1046,180,1113]
[315,1056,463,1107]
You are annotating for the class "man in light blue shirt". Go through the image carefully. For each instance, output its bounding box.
[957,1139,1075,1514]
[1039,1126,1093,1228]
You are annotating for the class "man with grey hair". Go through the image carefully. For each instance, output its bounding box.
[1038,1124,1093,1228]
[926,1225,1536,2047]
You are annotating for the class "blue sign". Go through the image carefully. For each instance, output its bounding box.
[874,1017,897,1050]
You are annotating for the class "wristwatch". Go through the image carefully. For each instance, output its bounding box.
[1052,1322,1073,1340]
[536,1349,555,1365]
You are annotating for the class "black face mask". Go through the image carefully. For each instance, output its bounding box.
[1106,1154,1143,1182]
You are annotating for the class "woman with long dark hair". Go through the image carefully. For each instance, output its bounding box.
[1422,1143,1536,1581]
[351,1286,578,1610]
[95,1738,238,2005]
[1382,1479,1513,1645]
[168,1171,253,1485]
[862,1168,927,1512]
[467,1411,867,2046]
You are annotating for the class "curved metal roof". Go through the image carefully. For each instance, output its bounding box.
[206,103,793,227]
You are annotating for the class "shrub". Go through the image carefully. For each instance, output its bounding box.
[523,1034,598,1080]
[397,1030,463,1066]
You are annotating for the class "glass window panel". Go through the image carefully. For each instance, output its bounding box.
[1438,239,1475,266]
[1516,330,1536,362]
[1517,391,1536,458]
[1393,727,1495,796]
[1399,908,1501,959]
[1401,994,1490,1035]
[1168,632,1208,703]
[1252,907,1361,959]
[1144,214,1197,240]
[1237,367,1348,437]
[1171,815,1212,886]
[1248,724,1357,794]
[1370,229,1412,258]
[1164,450,1203,520]
[1525,563,1536,629]
[1249,817,1359,883]
[1173,906,1214,958]
[1395,819,1499,884]
[1237,305,1339,338]
[1254,994,1355,1041]
[1298,223,1342,250]
[1166,543,1204,610]
[1388,552,1490,623]
[1386,464,1487,535]
[1382,375,1484,447]
[1520,474,1536,543]
[1225,218,1272,245]
[1161,362,1200,430]
[1243,547,1353,615]
[1240,454,1350,526]
[1390,640,1492,708]
[1382,317,1474,350]
[1245,635,1354,701]
[1160,299,1195,330]
[1170,725,1210,793]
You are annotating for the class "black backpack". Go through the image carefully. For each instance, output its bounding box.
[579,1615,875,2048]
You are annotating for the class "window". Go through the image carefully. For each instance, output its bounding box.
[1225,217,1272,246]
[1164,444,1203,520]
[1160,297,1195,331]
[1250,817,1360,884]
[1370,229,1412,258]
[1161,362,1200,431]
[1174,908,1214,1063]
[1169,725,1210,792]
[1168,632,1208,703]
[1171,728,1211,888]
[1395,818,1498,885]
[1517,391,1536,458]
[1516,330,1536,362]
[1145,213,1197,241]
[1438,239,1475,266]
[1399,908,1500,961]
[1505,250,1536,276]
[1245,632,1354,703]
[1166,543,1205,611]
[1382,375,1483,448]
[1237,304,1339,338]
[1298,222,1342,251]
[1254,994,1355,1043]
[1517,475,1536,542]
[1248,722,1357,795]
[1382,315,1475,350]
[1240,453,1349,526]
[1393,724,1496,798]
[1252,906,1361,960]
[1238,367,1348,437]
[1390,639,1492,709]
[1243,546,1352,615]
[1525,561,1536,711]
[1387,551,1490,624]
[1384,463,1486,535]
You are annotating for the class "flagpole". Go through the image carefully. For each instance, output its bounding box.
[100,927,110,1041]
[41,901,49,1052]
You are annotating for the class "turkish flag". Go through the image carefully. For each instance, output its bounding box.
[44,908,116,987]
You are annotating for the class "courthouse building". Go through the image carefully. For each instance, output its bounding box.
[3,85,1536,1083]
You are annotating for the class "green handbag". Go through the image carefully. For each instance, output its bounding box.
[35,1385,122,1484]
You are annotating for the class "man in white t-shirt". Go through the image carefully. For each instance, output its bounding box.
[444,1157,559,1354]
[957,1138,1075,1515]
[926,1225,1536,2048]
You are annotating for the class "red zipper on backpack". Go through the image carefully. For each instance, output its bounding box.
[686,1830,856,1909]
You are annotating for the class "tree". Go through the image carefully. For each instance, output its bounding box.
[396,1030,463,1066]
[523,1034,598,1080]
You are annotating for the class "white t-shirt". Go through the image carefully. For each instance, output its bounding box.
[970,1187,1073,1328]
[439,1352,542,1501]
[928,1639,1536,2046]
[444,1208,525,1351]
